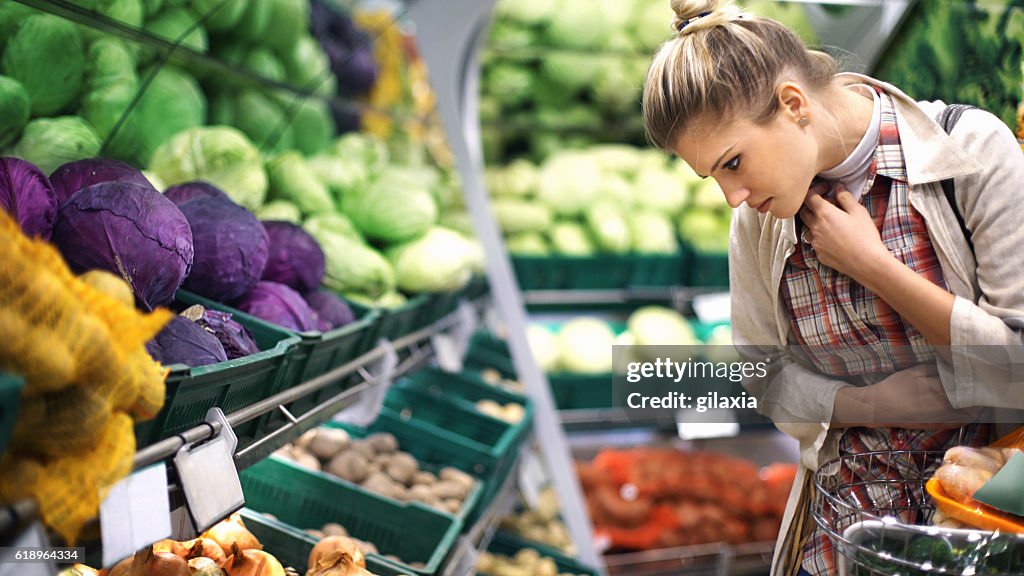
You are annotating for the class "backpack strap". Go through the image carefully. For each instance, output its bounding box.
[937,104,976,252]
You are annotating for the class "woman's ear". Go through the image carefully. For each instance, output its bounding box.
[777,82,810,125]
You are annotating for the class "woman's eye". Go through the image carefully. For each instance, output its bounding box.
[724,156,741,171]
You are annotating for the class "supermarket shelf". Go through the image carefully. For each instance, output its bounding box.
[603,541,774,576]
[12,0,435,127]
[523,287,725,312]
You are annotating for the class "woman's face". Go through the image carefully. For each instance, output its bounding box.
[672,110,820,219]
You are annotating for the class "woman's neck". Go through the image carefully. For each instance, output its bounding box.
[814,85,877,173]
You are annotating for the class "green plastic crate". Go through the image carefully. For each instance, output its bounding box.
[513,253,688,291]
[463,332,516,378]
[238,509,407,576]
[0,373,24,455]
[320,422,484,528]
[686,246,729,288]
[241,457,460,576]
[177,291,379,423]
[134,295,301,449]
[399,368,533,450]
[482,532,599,576]
[349,294,431,343]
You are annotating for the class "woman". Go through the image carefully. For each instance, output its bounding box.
[641,1,1024,574]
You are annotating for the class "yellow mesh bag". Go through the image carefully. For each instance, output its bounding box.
[126,349,169,420]
[10,384,113,458]
[0,412,136,545]
[0,308,75,396]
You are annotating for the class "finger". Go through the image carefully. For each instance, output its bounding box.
[806,193,838,214]
[799,205,816,224]
[835,189,860,212]
[807,180,830,198]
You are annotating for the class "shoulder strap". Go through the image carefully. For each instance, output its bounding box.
[937,104,976,252]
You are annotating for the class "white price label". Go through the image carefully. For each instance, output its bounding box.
[692,292,731,325]
[431,333,463,373]
[100,464,172,567]
[517,448,547,510]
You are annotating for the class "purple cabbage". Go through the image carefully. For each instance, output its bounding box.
[179,196,269,303]
[261,221,326,294]
[304,289,354,330]
[164,181,232,207]
[146,315,228,367]
[180,304,260,360]
[0,157,58,240]
[51,181,193,310]
[232,281,319,332]
[49,158,155,206]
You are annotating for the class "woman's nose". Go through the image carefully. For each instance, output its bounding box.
[722,186,750,209]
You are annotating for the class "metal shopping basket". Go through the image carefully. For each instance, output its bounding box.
[811,450,1024,575]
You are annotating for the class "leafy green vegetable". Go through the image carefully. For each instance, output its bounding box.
[342,169,439,243]
[266,152,334,216]
[15,116,101,175]
[0,75,30,149]
[387,227,474,293]
[2,14,84,116]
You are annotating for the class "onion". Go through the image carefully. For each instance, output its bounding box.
[154,540,190,558]
[109,548,189,576]
[308,537,365,572]
[184,538,228,564]
[305,551,374,576]
[71,564,100,576]
[219,545,285,576]
[203,516,262,556]
[188,557,225,576]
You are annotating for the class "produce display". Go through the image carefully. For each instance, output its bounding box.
[301,521,417,570]
[576,448,795,551]
[476,547,586,576]
[499,487,575,556]
[486,146,731,258]
[273,427,478,517]
[476,399,526,424]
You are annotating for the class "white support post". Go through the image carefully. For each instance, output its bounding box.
[402,1,604,572]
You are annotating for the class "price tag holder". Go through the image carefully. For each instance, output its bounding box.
[99,463,172,567]
[431,333,463,373]
[692,292,731,325]
[517,447,547,510]
[173,408,244,533]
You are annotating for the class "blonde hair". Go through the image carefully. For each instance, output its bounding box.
[642,0,837,150]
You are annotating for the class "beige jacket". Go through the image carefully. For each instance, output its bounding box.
[728,73,1024,574]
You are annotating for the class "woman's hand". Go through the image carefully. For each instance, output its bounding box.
[799,183,894,281]
[832,363,983,429]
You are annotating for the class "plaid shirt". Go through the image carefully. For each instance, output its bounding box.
[780,92,992,574]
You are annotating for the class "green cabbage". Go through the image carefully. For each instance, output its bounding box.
[149,126,268,211]
[333,133,389,175]
[438,212,473,237]
[486,158,537,198]
[242,48,287,82]
[84,38,137,91]
[0,3,35,46]
[255,200,302,224]
[550,222,595,256]
[545,0,609,49]
[345,291,407,310]
[386,227,474,293]
[212,89,293,154]
[284,36,332,91]
[263,0,308,55]
[628,306,699,361]
[105,65,206,166]
[585,200,631,253]
[2,15,84,116]
[634,166,688,215]
[678,209,731,253]
[527,324,560,372]
[590,144,643,178]
[600,174,635,208]
[142,170,165,191]
[304,212,362,242]
[630,0,674,51]
[506,232,548,255]
[557,318,615,373]
[0,75,30,149]
[496,0,552,25]
[289,99,334,156]
[232,0,271,41]
[188,0,247,31]
[342,169,438,243]
[79,79,135,140]
[266,152,334,216]
[536,151,603,217]
[312,230,396,299]
[539,53,602,94]
[308,153,368,200]
[14,116,101,175]
[629,211,679,255]
[142,7,207,63]
[689,178,729,212]
[79,0,143,43]
[492,198,552,235]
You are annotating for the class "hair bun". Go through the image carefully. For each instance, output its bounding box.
[670,0,720,31]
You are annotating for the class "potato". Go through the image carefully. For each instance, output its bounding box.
[385,452,419,485]
[537,558,558,576]
[366,432,398,454]
[356,539,378,556]
[439,467,474,490]
[477,399,504,419]
[412,471,437,486]
[366,460,384,476]
[321,522,347,537]
[350,439,377,460]
[480,368,502,385]
[362,472,402,499]
[502,403,526,423]
[408,484,433,503]
[514,547,541,566]
[309,428,351,460]
[294,429,318,451]
[431,480,468,500]
[292,449,322,471]
[327,451,369,483]
[443,498,462,514]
